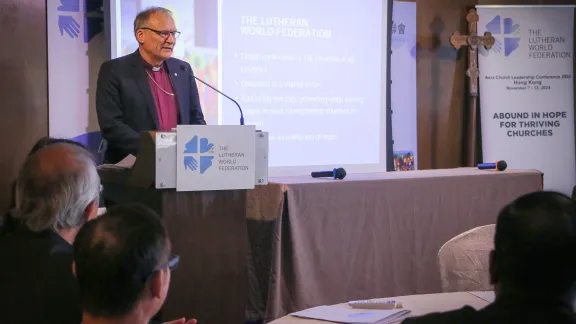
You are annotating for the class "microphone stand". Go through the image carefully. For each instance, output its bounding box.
[180,66,245,125]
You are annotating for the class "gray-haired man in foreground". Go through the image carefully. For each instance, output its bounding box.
[0,143,100,323]
[0,142,193,324]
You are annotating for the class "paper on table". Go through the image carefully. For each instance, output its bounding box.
[114,154,136,168]
[290,305,410,324]
[469,291,495,303]
[98,154,137,170]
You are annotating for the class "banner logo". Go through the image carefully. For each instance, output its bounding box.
[183,136,215,174]
[484,15,521,57]
[56,0,103,43]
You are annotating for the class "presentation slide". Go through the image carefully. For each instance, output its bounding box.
[110,0,390,172]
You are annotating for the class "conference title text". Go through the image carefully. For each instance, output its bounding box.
[493,111,568,137]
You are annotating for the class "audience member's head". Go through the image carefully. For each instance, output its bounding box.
[4,137,90,215]
[490,191,576,298]
[28,136,88,157]
[14,143,100,240]
[73,204,176,323]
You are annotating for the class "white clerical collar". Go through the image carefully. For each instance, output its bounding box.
[151,66,161,72]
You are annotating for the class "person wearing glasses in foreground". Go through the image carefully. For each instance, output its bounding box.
[73,203,196,324]
[96,6,206,164]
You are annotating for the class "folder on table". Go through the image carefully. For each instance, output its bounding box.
[290,305,411,324]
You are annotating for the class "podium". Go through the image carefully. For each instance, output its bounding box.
[98,126,269,324]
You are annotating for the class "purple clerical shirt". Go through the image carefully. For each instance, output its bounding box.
[145,63,179,131]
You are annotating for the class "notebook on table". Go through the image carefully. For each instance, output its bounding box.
[290,305,411,324]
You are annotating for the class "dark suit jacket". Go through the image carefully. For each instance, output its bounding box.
[0,208,19,237]
[96,50,206,163]
[0,224,81,324]
[402,294,576,324]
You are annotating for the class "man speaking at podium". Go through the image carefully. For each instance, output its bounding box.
[96,7,206,164]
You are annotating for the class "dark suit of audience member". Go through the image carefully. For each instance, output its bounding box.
[0,143,100,324]
[0,223,82,323]
[402,191,576,324]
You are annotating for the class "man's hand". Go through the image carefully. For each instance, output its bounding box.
[163,319,197,324]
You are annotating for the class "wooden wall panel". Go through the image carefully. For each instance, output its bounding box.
[0,1,48,212]
[416,0,476,169]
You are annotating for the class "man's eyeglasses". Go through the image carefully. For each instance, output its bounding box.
[143,254,180,282]
[140,27,181,39]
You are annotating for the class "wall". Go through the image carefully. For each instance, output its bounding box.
[0,1,48,212]
[416,0,576,169]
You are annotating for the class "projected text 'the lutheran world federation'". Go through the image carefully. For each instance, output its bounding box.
[240,16,332,38]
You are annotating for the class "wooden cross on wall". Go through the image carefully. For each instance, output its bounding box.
[450,8,495,166]
[450,8,495,96]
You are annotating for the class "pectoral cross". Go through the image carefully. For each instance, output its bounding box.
[450,8,495,166]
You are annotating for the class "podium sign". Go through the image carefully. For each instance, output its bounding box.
[176,125,256,191]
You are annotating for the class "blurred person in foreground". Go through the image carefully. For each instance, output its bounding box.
[0,143,100,323]
[0,143,191,324]
[73,204,196,324]
[403,191,576,324]
[0,137,88,237]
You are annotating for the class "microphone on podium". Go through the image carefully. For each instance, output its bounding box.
[477,160,507,171]
[179,65,245,125]
[311,168,347,180]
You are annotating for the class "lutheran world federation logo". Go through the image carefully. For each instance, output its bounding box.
[56,0,103,43]
[183,136,215,174]
[482,15,520,57]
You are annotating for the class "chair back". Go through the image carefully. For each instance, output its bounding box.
[438,224,496,292]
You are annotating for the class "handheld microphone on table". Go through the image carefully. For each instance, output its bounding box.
[311,168,347,180]
[477,160,507,171]
[180,65,245,125]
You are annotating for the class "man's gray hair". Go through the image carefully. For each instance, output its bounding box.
[15,143,100,232]
[133,6,173,35]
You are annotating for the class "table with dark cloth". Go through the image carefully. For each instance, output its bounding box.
[245,168,542,322]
